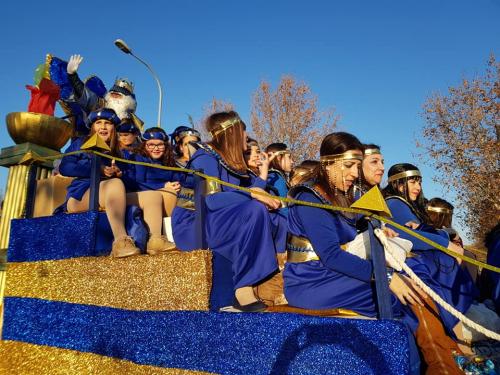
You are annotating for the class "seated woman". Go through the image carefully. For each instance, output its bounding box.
[284,133,465,374]
[170,127,201,251]
[426,197,479,282]
[289,160,319,187]
[59,108,169,257]
[116,121,140,157]
[189,111,281,312]
[126,127,180,219]
[265,142,293,199]
[383,164,478,339]
[360,144,384,192]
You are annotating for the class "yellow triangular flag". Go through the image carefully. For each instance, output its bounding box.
[19,151,45,165]
[81,133,111,152]
[351,186,392,217]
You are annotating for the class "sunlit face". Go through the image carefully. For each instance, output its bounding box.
[246,145,261,169]
[362,154,385,186]
[398,177,422,201]
[92,119,115,143]
[179,135,199,160]
[280,153,294,173]
[325,153,362,192]
[118,132,137,147]
[145,140,166,160]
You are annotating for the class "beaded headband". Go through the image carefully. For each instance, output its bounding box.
[364,148,381,156]
[210,117,241,138]
[427,206,452,214]
[387,170,421,183]
[320,151,363,163]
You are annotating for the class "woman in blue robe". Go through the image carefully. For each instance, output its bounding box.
[170,127,201,251]
[382,163,477,336]
[190,111,281,312]
[265,142,293,202]
[59,108,165,257]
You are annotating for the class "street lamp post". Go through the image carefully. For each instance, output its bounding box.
[114,39,163,128]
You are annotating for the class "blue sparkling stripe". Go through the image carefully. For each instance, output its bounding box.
[7,212,102,262]
[3,297,410,375]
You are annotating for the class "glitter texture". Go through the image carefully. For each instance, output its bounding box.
[2,297,411,374]
[5,251,212,311]
[8,212,102,262]
[0,340,214,374]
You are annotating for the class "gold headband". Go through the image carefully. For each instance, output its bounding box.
[364,148,381,156]
[272,150,291,157]
[427,206,452,214]
[210,117,241,138]
[320,151,363,163]
[387,170,421,183]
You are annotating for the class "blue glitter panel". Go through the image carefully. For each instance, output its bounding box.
[7,212,104,262]
[3,297,411,374]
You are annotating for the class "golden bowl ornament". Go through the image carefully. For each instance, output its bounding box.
[6,112,73,151]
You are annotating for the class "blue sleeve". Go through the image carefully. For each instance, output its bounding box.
[59,138,92,178]
[386,199,449,250]
[191,151,251,210]
[251,176,268,190]
[295,193,373,282]
[267,173,288,197]
[120,153,138,192]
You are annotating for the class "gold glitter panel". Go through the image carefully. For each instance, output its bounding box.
[0,340,216,375]
[5,250,212,311]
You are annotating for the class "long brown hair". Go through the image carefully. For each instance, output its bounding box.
[266,143,288,171]
[304,132,363,207]
[427,197,454,228]
[135,140,176,167]
[206,111,247,173]
[86,124,121,157]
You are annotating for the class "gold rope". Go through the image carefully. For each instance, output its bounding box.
[25,149,500,273]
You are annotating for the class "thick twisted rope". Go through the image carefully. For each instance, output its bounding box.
[375,228,500,341]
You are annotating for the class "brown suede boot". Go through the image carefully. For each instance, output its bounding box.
[111,236,141,258]
[412,298,464,375]
[146,235,178,255]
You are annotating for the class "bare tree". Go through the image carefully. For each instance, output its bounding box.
[250,76,339,161]
[190,97,235,141]
[418,55,500,241]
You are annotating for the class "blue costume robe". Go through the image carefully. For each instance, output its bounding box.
[481,230,500,314]
[60,137,127,201]
[123,153,180,192]
[189,143,279,289]
[171,160,198,251]
[283,185,417,327]
[386,196,477,331]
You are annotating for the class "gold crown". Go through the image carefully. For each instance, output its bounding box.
[113,78,134,94]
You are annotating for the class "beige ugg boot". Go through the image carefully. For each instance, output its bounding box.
[146,235,178,255]
[111,236,141,258]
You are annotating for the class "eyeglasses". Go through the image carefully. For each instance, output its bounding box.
[146,143,166,150]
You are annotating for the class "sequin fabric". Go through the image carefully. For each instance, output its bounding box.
[0,340,214,374]
[2,297,411,374]
[5,251,212,311]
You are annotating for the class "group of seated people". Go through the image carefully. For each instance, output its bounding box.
[59,107,499,374]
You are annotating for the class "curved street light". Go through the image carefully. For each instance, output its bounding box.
[114,39,163,128]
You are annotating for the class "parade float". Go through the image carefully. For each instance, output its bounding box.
[0,45,498,375]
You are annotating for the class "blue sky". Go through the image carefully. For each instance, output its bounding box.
[1,0,499,242]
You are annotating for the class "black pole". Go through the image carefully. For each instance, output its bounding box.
[368,219,394,319]
[24,165,38,218]
[194,171,207,249]
[89,154,101,212]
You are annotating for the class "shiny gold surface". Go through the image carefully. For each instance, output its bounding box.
[286,235,320,263]
[6,112,73,151]
[5,250,212,311]
[81,133,111,151]
[0,340,215,375]
[350,186,392,217]
[205,180,221,195]
[387,170,421,183]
